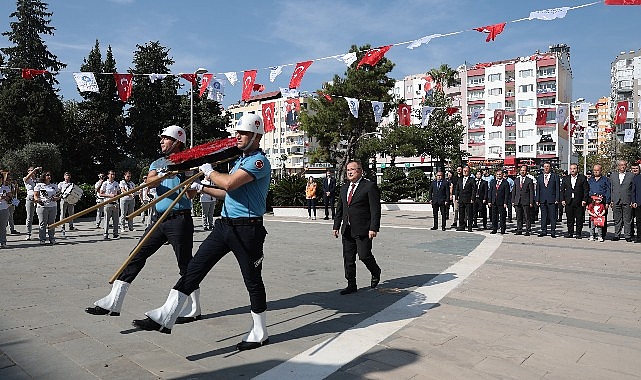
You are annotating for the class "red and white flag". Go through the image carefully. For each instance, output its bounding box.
[21,68,48,79]
[241,70,257,101]
[262,102,276,133]
[113,73,133,102]
[253,83,265,92]
[317,90,333,102]
[180,73,197,86]
[563,111,580,136]
[614,101,629,124]
[446,107,458,116]
[492,109,505,126]
[535,108,549,125]
[199,73,213,97]
[605,0,641,5]
[289,60,313,89]
[474,22,507,42]
[398,104,412,126]
[357,45,392,69]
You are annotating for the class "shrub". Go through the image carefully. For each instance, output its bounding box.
[379,166,411,202]
[271,175,306,206]
[407,169,430,201]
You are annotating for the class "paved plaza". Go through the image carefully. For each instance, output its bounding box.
[0,210,640,379]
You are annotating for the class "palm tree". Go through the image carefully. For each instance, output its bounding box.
[426,64,459,91]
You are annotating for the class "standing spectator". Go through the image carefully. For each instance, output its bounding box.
[558,170,567,223]
[632,164,641,242]
[527,169,538,225]
[513,165,534,236]
[472,171,488,230]
[456,166,476,231]
[119,171,136,232]
[504,170,514,223]
[322,169,336,220]
[561,164,590,239]
[305,176,317,220]
[139,175,151,226]
[94,173,106,228]
[587,194,606,242]
[450,166,462,228]
[488,169,510,234]
[536,162,561,238]
[23,166,41,240]
[33,171,60,245]
[0,176,12,248]
[100,170,120,240]
[429,171,449,231]
[610,159,634,241]
[481,167,494,183]
[588,164,611,240]
[5,175,19,235]
[57,172,76,236]
[200,177,216,230]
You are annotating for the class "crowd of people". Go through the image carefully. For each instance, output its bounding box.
[429,160,641,242]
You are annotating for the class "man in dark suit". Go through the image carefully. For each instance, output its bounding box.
[322,169,336,220]
[610,159,634,241]
[332,160,381,295]
[512,165,534,235]
[472,170,488,230]
[536,162,561,238]
[488,169,510,234]
[429,171,449,230]
[561,164,590,239]
[631,164,641,242]
[456,166,476,231]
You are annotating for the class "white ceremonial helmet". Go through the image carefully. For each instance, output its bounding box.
[159,125,187,144]
[235,114,265,135]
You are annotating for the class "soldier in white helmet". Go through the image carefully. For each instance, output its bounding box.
[86,125,202,325]
[133,114,271,351]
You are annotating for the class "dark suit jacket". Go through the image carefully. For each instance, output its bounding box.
[488,179,510,206]
[561,174,590,205]
[473,179,488,202]
[610,171,634,204]
[429,179,450,204]
[322,176,336,196]
[632,175,641,205]
[333,178,381,237]
[536,172,561,204]
[512,175,534,205]
[456,175,476,203]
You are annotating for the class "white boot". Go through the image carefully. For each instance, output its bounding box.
[89,280,130,316]
[237,311,269,351]
[176,288,201,323]
[142,289,188,333]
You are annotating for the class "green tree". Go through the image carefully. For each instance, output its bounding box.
[407,168,430,201]
[617,121,641,166]
[379,166,410,202]
[427,64,460,90]
[176,91,231,146]
[301,44,396,180]
[0,0,66,149]
[1,142,62,176]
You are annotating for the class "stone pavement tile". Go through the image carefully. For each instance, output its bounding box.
[522,352,639,380]
[30,322,87,345]
[82,350,160,380]
[52,335,124,366]
[471,355,548,379]
[128,349,204,378]
[0,365,32,380]
[395,325,457,347]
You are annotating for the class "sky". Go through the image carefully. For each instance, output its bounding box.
[1,0,640,107]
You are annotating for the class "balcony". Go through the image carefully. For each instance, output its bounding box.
[617,80,633,92]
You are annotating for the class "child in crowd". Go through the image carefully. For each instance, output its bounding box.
[586,194,606,242]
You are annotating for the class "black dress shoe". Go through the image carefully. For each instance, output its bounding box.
[490,230,497,234]
[237,338,269,351]
[524,231,530,236]
[175,315,202,324]
[514,231,522,235]
[85,306,120,316]
[131,317,171,334]
[456,228,464,231]
[564,234,573,238]
[500,230,506,234]
[575,235,582,239]
[323,216,329,220]
[551,234,556,238]
[441,227,446,231]
[538,233,546,237]
[467,228,472,232]
[612,237,620,241]
[430,226,438,230]
[339,285,357,295]
[371,270,381,289]
[626,238,633,242]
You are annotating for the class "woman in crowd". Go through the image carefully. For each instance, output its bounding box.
[305,176,317,220]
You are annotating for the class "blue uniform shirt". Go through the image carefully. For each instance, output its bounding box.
[149,157,192,213]
[588,176,611,204]
[222,150,271,218]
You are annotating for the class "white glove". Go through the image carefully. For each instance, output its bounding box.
[156,168,168,178]
[199,163,214,178]
[190,181,203,192]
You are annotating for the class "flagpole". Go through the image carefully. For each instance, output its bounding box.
[190,68,208,149]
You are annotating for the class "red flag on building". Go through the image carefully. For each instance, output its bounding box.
[357,45,392,69]
[492,109,505,126]
[241,70,257,101]
[605,0,641,5]
[614,101,629,124]
[199,73,213,97]
[253,83,265,92]
[595,101,606,108]
[398,104,412,126]
[289,60,313,89]
[262,102,276,133]
[21,68,48,79]
[113,73,133,102]
[535,108,549,125]
[317,90,333,102]
[446,107,458,116]
[473,22,507,42]
[180,73,197,86]
[563,111,580,136]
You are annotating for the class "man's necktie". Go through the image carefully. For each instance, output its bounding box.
[544,174,549,186]
[520,177,524,189]
[437,181,441,189]
[347,183,356,204]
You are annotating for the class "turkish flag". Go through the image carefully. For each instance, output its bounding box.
[199,73,213,97]
[357,45,392,69]
[113,73,133,102]
[474,22,507,42]
[563,112,580,136]
[446,107,458,116]
[595,101,606,108]
[262,102,276,133]
[180,73,198,86]
[253,83,265,92]
[21,68,48,79]
[493,109,505,126]
[535,108,549,126]
[605,0,641,4]
[317,90,333,102]
[289,60,313,89]
[614,101,629,124]
[398,104,412,126]
[241,70,257,101]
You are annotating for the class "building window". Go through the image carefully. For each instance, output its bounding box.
[467,76,485,86]
[469,105,484,114]
[518,114,534,123]
[488,88,503,96]
[539,144,556,152]
[517,99,534,108]
[519,84,534,93]
[538,98,556,107]
[489,146,502,154]
[518,129,534,138]
[488,131,503,139]
[488,73,502,82]
[468,90,484,100]
[518,69,534,78]
[537,82,556,93]
[537,66,556,77]
[487,101,503,110]
[518,145,533,153]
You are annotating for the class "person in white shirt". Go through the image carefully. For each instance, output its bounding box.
[199,178,216,230]
[23,166,41,240]
[58,172,76,235]
[100,170,121,240]
[139,175,151,226]
[94,173,106,228]
[119,171,136,232]
[0,176,13,248]
[33,171,60,245]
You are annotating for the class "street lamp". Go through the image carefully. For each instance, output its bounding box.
[555,97,584,172]
[190,67,208,148]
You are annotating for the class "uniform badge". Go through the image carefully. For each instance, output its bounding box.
[255,159,264,169]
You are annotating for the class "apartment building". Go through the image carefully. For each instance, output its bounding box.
[611,49,641,140]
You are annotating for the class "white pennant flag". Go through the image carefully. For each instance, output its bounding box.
[578,102,589,122]
[516,108,528,116]
[528,7,570,21]
[73,72,99,93]
[624,128,635,143]
[585,127,595,140]
[371,101,384,123]
[345,97,359,118]
[224,72,238,86]
[336,52,357,66]
[280,87,299,98]
[469,108,481,124]
[421,106,435,127]
[207,78,225,101]
[407,33,442,50]
[556,105,568,123]
[148,73,168,83]
[269,66,283,82]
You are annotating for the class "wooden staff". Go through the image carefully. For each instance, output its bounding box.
[47,173,174,229]
[109,174,199,284]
